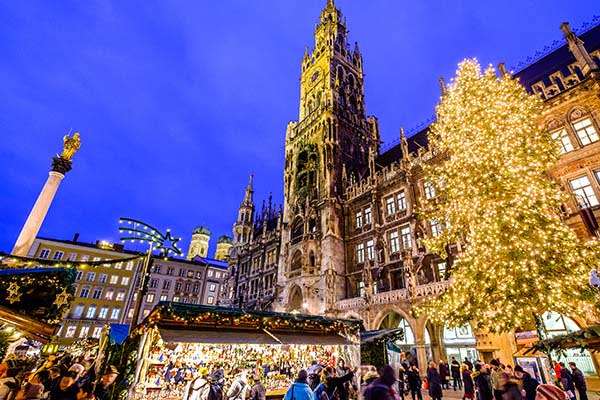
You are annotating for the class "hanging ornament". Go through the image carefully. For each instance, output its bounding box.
[7,282,21,304]
[53,288,70,307]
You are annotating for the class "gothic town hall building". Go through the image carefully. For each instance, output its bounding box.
[223,0,600,374]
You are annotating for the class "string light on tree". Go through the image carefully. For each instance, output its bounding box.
[417,59,600,333]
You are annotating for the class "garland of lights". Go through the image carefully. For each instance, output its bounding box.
[416,59,600,333]
[0,252,144,269]
[0,267,76,325]
[128,303,361,339]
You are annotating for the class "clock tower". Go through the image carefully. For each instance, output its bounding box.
[275,0,380,314]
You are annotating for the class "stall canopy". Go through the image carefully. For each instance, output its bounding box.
[140,302,363,345]
[528,325,600,354]
[0,266,75,343]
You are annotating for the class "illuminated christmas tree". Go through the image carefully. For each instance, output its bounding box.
[419,59,600,333]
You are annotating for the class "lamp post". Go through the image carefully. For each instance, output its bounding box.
[118,217,182,332]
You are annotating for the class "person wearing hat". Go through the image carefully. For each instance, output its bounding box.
[514,366,538,400]
[93,365,118,400]
[536,384,566,400]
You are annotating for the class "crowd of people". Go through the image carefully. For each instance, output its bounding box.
[280,357,590,400]
[0,345,119,400]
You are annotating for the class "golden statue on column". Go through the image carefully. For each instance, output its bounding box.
[60,132,81,161]
[12,131,82,257]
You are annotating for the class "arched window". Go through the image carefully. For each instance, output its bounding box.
[288,286,303,311]
[290,250,303,272]
[379,313,432,367]
[541,312,596,375]
[347,73,355,88]
[291,218,304,241]
[569,108,599,146]
[337,65,345,81]
[309,251,316,268]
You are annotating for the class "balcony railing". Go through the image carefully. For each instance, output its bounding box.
[335,280,450,310]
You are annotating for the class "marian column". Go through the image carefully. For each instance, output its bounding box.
[12,133,81,256]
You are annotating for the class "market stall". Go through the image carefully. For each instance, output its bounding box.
[0,265,75,359]
[359,329,404,369]
[126,302,362,400]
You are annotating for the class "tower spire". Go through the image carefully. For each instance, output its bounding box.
[560,22,599,77]
[243,173,254,206]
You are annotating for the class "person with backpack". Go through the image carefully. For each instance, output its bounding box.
[284,370,313,400]
[226,369,249,400]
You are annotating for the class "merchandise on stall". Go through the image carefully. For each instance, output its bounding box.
[123,302,362,400]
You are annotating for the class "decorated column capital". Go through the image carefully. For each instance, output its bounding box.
[51,156,73,174]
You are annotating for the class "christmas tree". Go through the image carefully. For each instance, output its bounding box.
[419,59,600,333]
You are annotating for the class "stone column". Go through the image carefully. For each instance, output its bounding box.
[415,341,428,369]
[12,157,72,256]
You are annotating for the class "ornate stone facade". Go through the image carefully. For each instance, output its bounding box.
[225,0,600,371]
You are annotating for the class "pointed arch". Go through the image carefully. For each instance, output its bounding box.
[288,285,303,311]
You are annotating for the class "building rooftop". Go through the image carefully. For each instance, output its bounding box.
[376,20,600,167]
[36,236,227,269]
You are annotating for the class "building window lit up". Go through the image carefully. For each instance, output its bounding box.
[569,175,599,207]
[573,118,599,146]
[551,129,574,154]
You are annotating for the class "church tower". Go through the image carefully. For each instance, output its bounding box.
[275,0,380,314]
[233,174,255,245]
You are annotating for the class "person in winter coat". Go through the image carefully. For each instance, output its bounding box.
[226,369,250,400]
[514,366,538,400]
[427,362,443,400]
[363,366,397,400]
[473,364,494,400]
[464,359,473,372]
[284,370,313,400]
[406,365,422,400]
[439,361,450,390]
[490,360,504,400]
[322,367,355,400]
[249,375,266,400]
[500,373,523,400]
[462,364,475,400]
[451,358,462,391]
[568,362,587,400]
[559,363,575,399]
[552,362,562,387]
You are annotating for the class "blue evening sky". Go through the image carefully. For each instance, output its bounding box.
[0,1,597,257]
